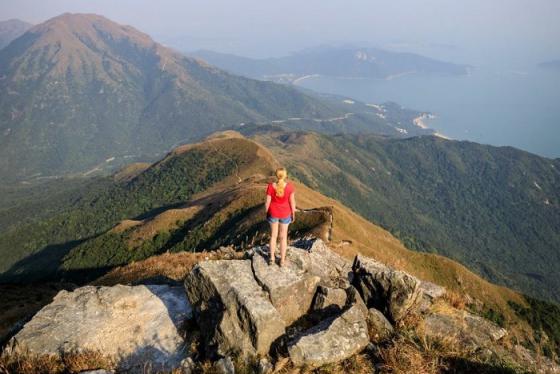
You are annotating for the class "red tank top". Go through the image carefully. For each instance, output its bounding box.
[266,182,294,218]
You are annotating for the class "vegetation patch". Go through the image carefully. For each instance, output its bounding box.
[509,296,560,358]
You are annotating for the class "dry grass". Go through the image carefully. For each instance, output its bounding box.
[113,162,151,182]
[442,289,468,310]
[252,353,375,374]
[376,327,481,374]
[126,205,203,247]
[0,348,113,374]
[92,249,241,286]
[111,219,142,233]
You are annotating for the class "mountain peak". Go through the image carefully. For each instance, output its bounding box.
[2,13,164,81]
[31,13,153,46]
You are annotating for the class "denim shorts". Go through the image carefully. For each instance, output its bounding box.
[267,214,292,224]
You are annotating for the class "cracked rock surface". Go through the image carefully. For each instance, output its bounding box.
[185,259,285,357]
[6,284,191,372]
[288,303,369,367]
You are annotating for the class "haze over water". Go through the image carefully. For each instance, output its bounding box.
[296,66,560,159]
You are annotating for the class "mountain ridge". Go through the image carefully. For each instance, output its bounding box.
[2,131,559,370]
[3,13,403,183]
[0,18,32,49]
[244,127,560,303]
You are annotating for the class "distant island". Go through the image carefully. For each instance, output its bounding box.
[538,60,560,71]
[190,45,471,83]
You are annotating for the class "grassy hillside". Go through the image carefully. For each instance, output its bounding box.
[1,131,559,359]
[247,128,560,303]
[0,134,274,281]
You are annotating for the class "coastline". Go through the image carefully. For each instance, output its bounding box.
[413,113,452,139]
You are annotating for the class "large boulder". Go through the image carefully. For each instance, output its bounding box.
[421,308,507,348]
[5,285,191,372]
[287,238,353,288]
[185,259,285,358]
[351,255,422,323]
[252,250,320,325]
[288,304,369,367]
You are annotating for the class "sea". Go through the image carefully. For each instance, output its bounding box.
[295,66,560,159]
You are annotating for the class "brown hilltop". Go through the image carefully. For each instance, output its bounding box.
[3,12,193,83]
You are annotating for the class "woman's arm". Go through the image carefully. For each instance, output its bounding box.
[265,195,271,217]
[290,192,296,222]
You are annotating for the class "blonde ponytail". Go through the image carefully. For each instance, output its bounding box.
[275,167,287,197]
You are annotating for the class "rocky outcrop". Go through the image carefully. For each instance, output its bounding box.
[352,255,422,323]
[5,285,191,372]
[6,237,543,372]
[252,249,320,324]
[287,238,353,288]
[288,303,369,367]
[185,239,370,366]
[184,259,285,358]
[367,307,394,343]
[421,308,507,348]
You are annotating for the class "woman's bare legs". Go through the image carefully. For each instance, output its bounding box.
[279,223,289,266]
[269,222,279,264]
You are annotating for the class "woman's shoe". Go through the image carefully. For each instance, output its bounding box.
[268,257,274,266]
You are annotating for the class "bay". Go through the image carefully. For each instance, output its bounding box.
[296,67,560,158]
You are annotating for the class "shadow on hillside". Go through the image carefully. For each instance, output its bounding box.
[441,357,526,374]
[0,237,116,284]
[0,282,76,350]
[133,201,187,221]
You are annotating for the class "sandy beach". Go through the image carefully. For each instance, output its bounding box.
[413,113,452,139]
[412,114,431,129]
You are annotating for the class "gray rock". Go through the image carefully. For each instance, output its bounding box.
[312,286,347,313]
[367,308,394,343]
[6,285,191,373]
[352,255,422,323]
[422,309,507,348]
[79,370,115,374]
[289,238,353,288]
[252,251,320,324]
[288,304,369,367]
[251,239,353,281]
[417,280,447,313]
[419,280,446,300]
[185,259,285,357]
[214,356,235,374]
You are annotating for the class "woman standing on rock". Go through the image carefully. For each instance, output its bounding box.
[265,167,296,267]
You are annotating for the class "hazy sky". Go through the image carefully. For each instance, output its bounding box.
[2,0,560,66]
